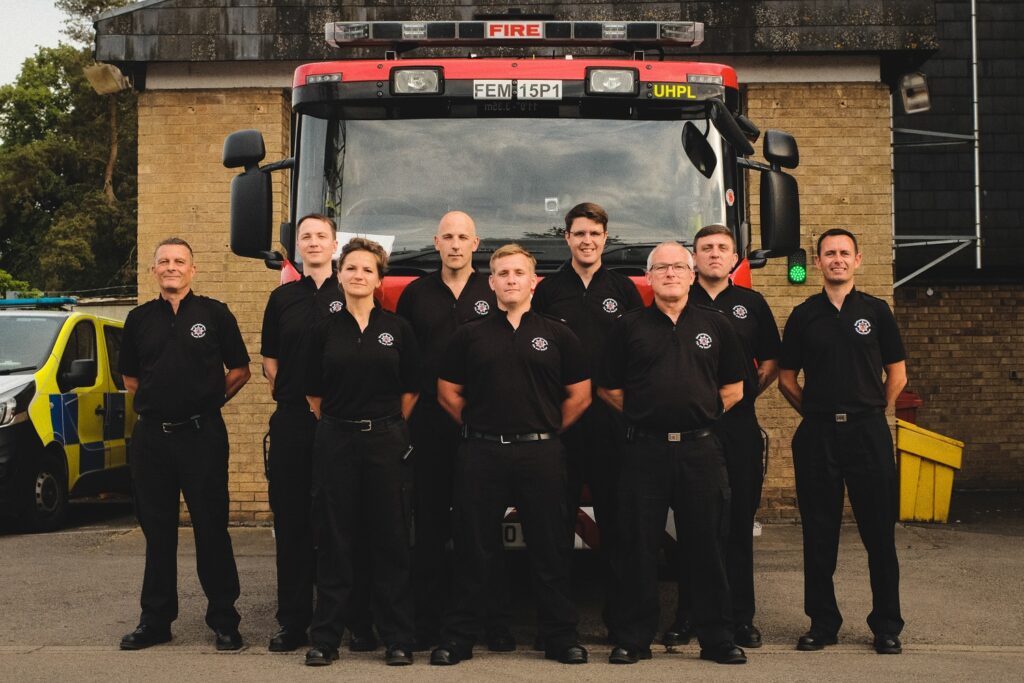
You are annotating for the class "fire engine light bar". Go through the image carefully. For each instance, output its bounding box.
[325,21,704,48]
[392,68,442,95]
[586,68,638,95]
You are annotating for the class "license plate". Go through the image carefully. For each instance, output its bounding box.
[502,521,526,548]
[473,80,562,101]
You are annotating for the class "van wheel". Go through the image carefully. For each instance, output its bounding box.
[21,450,68,533]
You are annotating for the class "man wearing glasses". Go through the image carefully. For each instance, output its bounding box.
[598,241,748,665]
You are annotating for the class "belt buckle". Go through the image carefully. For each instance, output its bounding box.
[667,432,682,442]
[835,413,848,423]
[499,434,512,445]
[358,419,373,432]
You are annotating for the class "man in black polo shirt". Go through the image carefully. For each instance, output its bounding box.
[779,228,907,656]
[118,237,251,651]
[430,244,591,666]
[599,241,747,666]
[395,211,510,650]
[666,224,781,649]
[260,214,375,653]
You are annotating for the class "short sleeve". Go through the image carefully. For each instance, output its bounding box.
[218,304,251,370]
[753,295,782,362]
[398,318,421,392]
[438,325,469,385]
[260,290,280,359]
[598,316,629,390]
[779,309,804,371]
[305,317,329,397]
[715,318,746,386]
[876,301,906,365]
[558,326,589,385]
[119,308,140,377]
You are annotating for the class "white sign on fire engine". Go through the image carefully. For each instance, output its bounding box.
[472,80,562,100]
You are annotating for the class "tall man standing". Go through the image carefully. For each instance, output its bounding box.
[395,211,509,650]
[665,224,780,649]
[119,237,251,651]
[779,228,907,655]
[598,241,748,665]
[431,245,591,666]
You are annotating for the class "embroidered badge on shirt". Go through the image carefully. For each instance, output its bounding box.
[328,300,344,313]
[378,332,395,347]
[695,332,713,350]
[854,319,872,335]
[473,300,490,316]
[531,337,549,351]
[732,304,748,320]
[190,323,207,339]
[602,298,620,314]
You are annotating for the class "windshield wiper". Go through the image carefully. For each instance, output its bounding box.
[0,366,36,375]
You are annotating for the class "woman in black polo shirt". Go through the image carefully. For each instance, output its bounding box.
[304,237,420,667]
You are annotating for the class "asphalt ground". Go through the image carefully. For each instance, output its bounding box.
[1,491,1022,681]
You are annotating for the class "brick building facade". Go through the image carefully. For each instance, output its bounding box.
[97,0,936,523]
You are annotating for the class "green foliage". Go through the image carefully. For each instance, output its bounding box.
[0,268,40,297]
[0,44,137,293]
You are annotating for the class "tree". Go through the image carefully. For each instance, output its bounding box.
[0,268,39,297]
[0,40,137,294]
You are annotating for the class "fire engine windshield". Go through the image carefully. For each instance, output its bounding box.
[295,116,728,267]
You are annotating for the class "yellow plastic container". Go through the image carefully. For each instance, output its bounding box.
[896,419,964,523]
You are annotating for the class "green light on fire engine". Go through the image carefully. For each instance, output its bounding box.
[787,249,807,284]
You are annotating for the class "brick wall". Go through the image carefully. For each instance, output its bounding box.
[895,284,1024,490]
[746,82,895,520]
[136,89,290,523]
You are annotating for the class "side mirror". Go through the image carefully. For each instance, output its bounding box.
[60,358,97,391]
[230,169,273,258]
[763,129,799,169]
[758,170,800,257]
[682,122,717,179]
[223,129,266,170]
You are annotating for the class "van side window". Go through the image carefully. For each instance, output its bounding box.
[57,320,97,392]
[104,326,125,390]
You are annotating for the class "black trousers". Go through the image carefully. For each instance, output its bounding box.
[561,399,624,632]
[129,412,240,631]
[408,398,510,642]
[612,432,733,650]
[267,404,374,635]
[442,437,579,654]
[675,405,764,627]
[309,417,415,649]
[792,412,903,637]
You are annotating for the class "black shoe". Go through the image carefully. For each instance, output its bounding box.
[608,646,652,664]
[349,630,379,652]
[545,644,588,664]
[430,645,471,665]
[487,630,517,652]
[734,623,763,648]
[268,628,307,652]
[119,624,172,650]
[699,642,747,664]
[662,619,694,647]
[796,630,838,651]
[873,633,902,655]
[385,645,414,666]
[305,645,340,666]
[214,628,243,651]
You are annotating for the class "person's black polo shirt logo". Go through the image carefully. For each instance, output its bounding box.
[695,332,713,350]
[854,318,872,335]
[531,336,549,351]
[190,323,207,339]
[328,300,344,314]
[378,332,395,347]
[732,304,748,320]
[473,300,490,316]
[602,297,619,314]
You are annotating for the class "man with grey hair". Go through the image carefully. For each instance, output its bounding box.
[598,241,748,665]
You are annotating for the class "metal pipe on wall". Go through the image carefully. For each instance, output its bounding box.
[971,0,982,269]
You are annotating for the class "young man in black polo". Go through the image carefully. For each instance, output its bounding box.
[598,241,748,665]
[431,244,591,666]
[779,228,907,656]
[394,211,510,650]
[532,202,642,643]
[665,224,781,649]
[119,237,251,651]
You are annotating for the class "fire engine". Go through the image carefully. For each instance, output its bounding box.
[223,19,801,549]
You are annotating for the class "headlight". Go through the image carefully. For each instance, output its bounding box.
[392,68,443,95]
[586,68,638,96]
[0,380,34,429]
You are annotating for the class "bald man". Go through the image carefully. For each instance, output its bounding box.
[395,212,510,650]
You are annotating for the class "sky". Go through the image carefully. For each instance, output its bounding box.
[1,0,69,86]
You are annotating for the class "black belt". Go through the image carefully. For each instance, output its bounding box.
[804,408,883,424]
[630,426,713,443]
[322,413,403,432]
[464,429,555,444]
[141,414,203,434]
